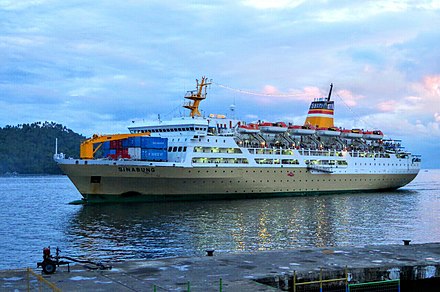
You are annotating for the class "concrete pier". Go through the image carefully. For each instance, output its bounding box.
[1,242,440,291]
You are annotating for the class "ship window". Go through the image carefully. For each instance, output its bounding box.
[281,159,299,165]
[168,147,172,152]
[178,147,182,152]
[183,147,187,152]
[173,147,177,152]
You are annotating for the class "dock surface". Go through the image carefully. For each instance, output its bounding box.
[1,242,440,291]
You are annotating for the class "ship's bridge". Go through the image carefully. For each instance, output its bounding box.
[129,114,242,138]
[128,117,209,138]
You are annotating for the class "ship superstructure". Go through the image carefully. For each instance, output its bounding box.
[55,77,421,203]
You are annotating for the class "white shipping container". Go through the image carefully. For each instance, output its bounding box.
[128,147,141,160]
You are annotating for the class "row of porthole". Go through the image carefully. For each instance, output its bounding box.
[354,162,408,166]
[188,169,303,174]
[181,177,406,184]
[186,169,411,175]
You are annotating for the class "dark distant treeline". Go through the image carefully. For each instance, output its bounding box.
[0,122,85,174]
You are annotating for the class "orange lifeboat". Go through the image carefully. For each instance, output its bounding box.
[340,129,364,139]
[316,127,341,137]
[237,123,260,134]
[259,122,288,133]
[288,124,316,135]
[363,130,384,140]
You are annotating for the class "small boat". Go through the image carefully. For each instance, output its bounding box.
[259,122,288,133]
[237,123,260,134]
[340,129,364,139]
[363,130,384,140]
[316,127,341,137]
[288,125,316,135]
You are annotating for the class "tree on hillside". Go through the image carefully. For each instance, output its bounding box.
[0,122,85,174]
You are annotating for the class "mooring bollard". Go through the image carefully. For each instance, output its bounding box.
[206,249,215,256]
[403,240,411,245]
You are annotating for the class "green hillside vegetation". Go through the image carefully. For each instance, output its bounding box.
[0,122,85,174]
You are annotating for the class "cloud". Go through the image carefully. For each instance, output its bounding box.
[0,0,439,166]
[335,89,364,107]
[310,1,440,23]
[262,85,279,95]
[242,0,305,10]
[0,0,50,10]
[377,100,398,112]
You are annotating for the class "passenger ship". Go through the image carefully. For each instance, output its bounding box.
[54,77,421,203]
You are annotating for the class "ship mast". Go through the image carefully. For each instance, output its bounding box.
[183,76,211,117]
[327,83,333,101]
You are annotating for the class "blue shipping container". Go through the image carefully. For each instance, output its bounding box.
[102,141,110,150]
[127,137,142,147]
[141,149,167,161]
[141,137,168,149]
[122,137,143,148]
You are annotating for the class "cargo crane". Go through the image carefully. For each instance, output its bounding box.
[80,132,150,159]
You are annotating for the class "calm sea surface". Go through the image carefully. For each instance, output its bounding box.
[0,170,439,270]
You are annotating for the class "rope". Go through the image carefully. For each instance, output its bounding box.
[212,82,307,97]
[335,93,379,131]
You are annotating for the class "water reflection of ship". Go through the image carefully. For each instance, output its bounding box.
[65,191,419,261]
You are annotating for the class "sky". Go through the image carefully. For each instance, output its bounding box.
[1,0,439,168]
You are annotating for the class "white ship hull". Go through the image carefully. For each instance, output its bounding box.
[57,150,420,203]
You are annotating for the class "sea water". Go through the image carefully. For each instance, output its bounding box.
[0,170,439,270]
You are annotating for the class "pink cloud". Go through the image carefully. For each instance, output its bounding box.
[244,85,367,109]
[250,85,325,105]
[335,89,363,107]
[377,100,398,112]
[262,85,279,95]
[422,75,440,96]
[410,74,440,102]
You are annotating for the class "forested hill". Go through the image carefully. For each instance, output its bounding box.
[0,122,85,174]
